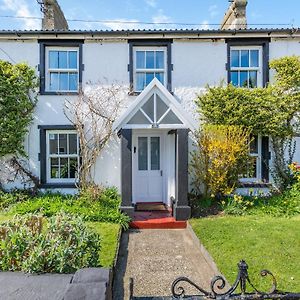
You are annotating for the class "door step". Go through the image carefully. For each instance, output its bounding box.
[129,217,186,229]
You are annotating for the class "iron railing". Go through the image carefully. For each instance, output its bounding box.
[130,260,300,300]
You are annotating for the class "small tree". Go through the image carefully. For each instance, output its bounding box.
[64,83,127,189]
[190,125,250,198]
[0,60,38,189]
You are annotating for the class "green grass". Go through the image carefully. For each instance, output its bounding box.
[86,222,121,268]
[190,215,300,292]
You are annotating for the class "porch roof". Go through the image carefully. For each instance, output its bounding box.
[113,78,197,132]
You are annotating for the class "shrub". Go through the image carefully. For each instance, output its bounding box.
[222,164,300,217]
[0,190,31,210]
[0,212,101,273]
[190,125,250,199]
[8,187,130,229]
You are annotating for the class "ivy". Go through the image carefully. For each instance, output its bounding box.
[0,60,38,158]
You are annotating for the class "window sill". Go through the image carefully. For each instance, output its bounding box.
[238,181,272,188]
[39,183,77,189]
[39,91,79,96]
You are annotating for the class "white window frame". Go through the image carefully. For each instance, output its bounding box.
[230,46,263,88]
[133,46,167,92]
[240,135,262,182]
[46,130,80,184]
[45,46,79,92]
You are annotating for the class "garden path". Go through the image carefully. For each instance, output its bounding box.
[113,225,225,299]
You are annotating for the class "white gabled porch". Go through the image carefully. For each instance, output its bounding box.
[113,78,195,221]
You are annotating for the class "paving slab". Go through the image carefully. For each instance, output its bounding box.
[113,227,223,299]
[0,272,73,300]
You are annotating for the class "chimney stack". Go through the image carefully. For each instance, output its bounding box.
[221,0,247,30]
[41,0,69,30]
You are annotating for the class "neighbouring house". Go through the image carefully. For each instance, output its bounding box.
[0,0,300,221]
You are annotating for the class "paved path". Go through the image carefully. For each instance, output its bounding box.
[113,227,223,299]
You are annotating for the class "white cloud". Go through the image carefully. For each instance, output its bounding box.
[199,20,210,30]
[145,0,157,8]
[1,0,40,29]
[103,18,141,31]
[208,4,219,18]
[152,9,172,24]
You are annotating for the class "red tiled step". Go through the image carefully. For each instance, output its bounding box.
[129,217,187,229]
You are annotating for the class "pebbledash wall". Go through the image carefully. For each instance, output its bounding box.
[0,29,300,193]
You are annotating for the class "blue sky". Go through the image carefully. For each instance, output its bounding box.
[0,0,299,31]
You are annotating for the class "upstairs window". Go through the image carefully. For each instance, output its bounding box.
[230,47,262,88]
[133,47,167,92]
[46,47,79,92]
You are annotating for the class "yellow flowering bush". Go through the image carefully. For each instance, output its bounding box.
[190,125,251,198]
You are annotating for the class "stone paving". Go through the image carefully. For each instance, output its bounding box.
[113,227,223,299]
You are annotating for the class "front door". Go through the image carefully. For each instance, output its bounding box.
[133,134,163,203]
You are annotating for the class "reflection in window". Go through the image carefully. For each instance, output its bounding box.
[138,137,148,170]
[134,49,166,91]
[230,48,261,88]
[47,48,79,92]
[47,132,79,181]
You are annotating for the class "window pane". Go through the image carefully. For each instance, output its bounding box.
[156,94,168,121]
[58,51,68,69]
[151,137,160,170]
[249,71,257,88]
[155,72,164,85]
[69,51,78,69]
[231,71,239,86]
[49,51,58,68]
[136,73,145,91]
[138,137,148,170]
[49,72,59,91]
[60,158,69,178]
[69,134,78,154]
[59,134,67,154]
[69,158,78,179]
[250,50,259,67]
[50,158,59,178]
[146,72,154,85]
[59,73,69,91]
[160,110,183,124]
[128,110,151,124]
[231,50,239,67]
[141,95,154,121]
[155,51,164,68]
[136,51,145,69]
[250,135,258,154]
[240,71,248,87]
[69,72,78,91]
[241,50,249,67]
[49,134,58,154]
[146,51,155,69]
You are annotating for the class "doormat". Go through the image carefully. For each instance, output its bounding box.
[136,203,167,211]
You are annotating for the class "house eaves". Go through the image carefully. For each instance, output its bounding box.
[0,28,299,41]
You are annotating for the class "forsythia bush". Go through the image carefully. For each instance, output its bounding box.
[190,125,250,198]
[0,212,101,273]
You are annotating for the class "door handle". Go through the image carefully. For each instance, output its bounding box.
[160,170,163,176]
[134,146,136,153]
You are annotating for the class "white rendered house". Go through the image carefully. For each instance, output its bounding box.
[1,1,300,220]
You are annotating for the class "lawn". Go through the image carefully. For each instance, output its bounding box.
[87,222,121,268]
[190,215,300,292]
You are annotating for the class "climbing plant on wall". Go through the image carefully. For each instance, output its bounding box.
[195,56,300,190]
[0,60,38,188]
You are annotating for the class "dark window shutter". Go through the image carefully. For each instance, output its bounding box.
[261,136,270,182]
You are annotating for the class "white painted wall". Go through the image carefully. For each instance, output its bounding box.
[0,35,300,193]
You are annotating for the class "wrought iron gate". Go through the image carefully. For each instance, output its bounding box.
[130,260,300,300]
